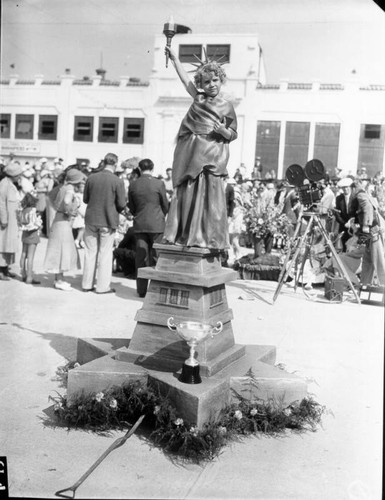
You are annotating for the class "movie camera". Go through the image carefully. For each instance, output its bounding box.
[285,159,326,209]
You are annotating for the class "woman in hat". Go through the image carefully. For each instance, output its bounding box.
[43,168,86,291]
[0,162,23,280]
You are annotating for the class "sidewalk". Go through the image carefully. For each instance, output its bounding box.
[0,237,383,499]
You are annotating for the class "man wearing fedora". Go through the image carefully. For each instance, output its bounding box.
[0,162,23,280]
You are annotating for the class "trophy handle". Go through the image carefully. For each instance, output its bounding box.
[167,317,177,331]
[211,321,223,336]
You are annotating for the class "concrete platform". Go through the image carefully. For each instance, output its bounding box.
[68,337,305,427]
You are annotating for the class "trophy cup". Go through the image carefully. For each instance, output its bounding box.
[167,317,223,384]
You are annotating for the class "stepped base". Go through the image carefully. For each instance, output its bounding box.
[115,341,246,377]
[67,340,306,428]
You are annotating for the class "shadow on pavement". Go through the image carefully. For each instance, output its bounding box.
[227,280,275,304]
[11,322,78,361]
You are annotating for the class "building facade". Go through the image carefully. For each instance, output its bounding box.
[1,32,385,179]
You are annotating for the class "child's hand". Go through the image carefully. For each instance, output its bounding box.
[165,46,177,62]
[213,117,227,134]
[213,117,232,140]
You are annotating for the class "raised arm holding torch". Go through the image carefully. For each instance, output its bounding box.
[163,16,176,68]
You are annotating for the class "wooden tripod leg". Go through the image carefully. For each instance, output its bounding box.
[272,215,313,303]
[315,217,361,304]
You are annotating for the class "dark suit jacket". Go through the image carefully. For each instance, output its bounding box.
[128,173,169,233]
[335,193,350,229]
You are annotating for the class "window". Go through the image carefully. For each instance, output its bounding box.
[123,118,144,144]
[207,44,230,63]
[179,44,202,63]
[358,124,385,177]
[0,114,11,138]
[313,123,340,173]
[74,116,94,142]
[255,121,281,176]
[98,117,118,143]
[38,115,58,140]
[283,121,310,168]
[364,124,381,140]
[15,114,34,139]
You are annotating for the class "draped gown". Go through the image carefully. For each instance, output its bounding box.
[163,92,238,250]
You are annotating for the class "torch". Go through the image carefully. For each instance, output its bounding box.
[163,16,176,68]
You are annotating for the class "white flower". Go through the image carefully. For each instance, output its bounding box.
[94,392,104,402]
[283,408,292,417]
[174,418,184,427]
[189,426,198,436]
[250,408,258,416]
[218,426,227,435]
[109,399,118,409]
[258,218,264,225]
[234,410,243,420]
[153,405,161,415]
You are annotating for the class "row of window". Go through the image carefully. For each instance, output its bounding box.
[255,121,384,177]
[0,114,145,144]
[179,44,230,64]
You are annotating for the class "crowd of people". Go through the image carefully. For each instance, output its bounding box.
[0,154,166,296]
[1,152,384,296]
[226,171,385,289]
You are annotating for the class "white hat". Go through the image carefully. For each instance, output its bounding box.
[40,157,48,163]
[338,177,353,188]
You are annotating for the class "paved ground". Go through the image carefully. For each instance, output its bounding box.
[0,238,383,499]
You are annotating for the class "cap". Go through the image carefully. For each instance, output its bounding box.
[4,162,23,177]
[66,168,87,184]
[338,177,353,188]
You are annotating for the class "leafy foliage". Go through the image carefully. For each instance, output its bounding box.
[50,366,327,464]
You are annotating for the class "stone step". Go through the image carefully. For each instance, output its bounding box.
[214,345,307,405]
[67,354,148,399]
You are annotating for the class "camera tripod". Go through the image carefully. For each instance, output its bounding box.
[272,209,361,304]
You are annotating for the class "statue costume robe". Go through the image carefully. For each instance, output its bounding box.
[163,92,238,249]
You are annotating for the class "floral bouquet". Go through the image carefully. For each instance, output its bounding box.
[244,192,291,241]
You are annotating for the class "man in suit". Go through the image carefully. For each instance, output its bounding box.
[128,158,169,297]
[334,177,353,252]
[82,152,127,294]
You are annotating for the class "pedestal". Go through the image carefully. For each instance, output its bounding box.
[67,244,307,428]
[115,244,246,376]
